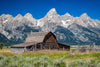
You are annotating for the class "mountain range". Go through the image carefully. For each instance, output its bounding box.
[0,8,100,45]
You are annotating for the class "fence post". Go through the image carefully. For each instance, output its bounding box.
[41,44,42,50]
[63,47,65,51]
[35,44,37,51]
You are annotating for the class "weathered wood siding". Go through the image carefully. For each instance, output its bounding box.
[44,33,58,49]
[11,47,25,53]
[44,43,58,49]
[45,35,57,43]
[58,43,70,50]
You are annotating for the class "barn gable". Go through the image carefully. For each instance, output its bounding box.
[43,32,57,43]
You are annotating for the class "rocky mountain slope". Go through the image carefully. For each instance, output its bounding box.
[0,8,100,45]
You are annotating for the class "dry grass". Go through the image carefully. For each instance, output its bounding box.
[0,48,10,52]
[23,50,67,55]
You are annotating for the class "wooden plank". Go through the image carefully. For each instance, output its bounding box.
[35,44,37,51]
[41,44,42,50]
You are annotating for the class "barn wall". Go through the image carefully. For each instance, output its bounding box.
[58,43,70,50]
[11,47,25,53]
[44,34,58,49]
[44,43,58,49]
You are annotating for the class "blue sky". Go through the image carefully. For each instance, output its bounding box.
[0,0,100,20]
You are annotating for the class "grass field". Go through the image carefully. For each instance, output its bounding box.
[0,48,100,67]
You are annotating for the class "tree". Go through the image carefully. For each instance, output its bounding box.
[0,42,4,49]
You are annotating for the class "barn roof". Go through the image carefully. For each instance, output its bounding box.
[25,32,53,43]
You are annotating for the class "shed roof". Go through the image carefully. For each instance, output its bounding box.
[11,42,36,47]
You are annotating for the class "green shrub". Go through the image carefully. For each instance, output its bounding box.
[68,59,100,67]
[0,54,66,67]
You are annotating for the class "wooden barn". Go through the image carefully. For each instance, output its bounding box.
[11,32,70,53]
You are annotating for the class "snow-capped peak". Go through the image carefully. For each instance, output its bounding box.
[44,8,58,19]
[80,13,90,20]
[80,13,88,17]
[24,13,32,18]
[15,14,23,18]
[14,14,23,20]
[46,8,57,16]
[24,13,36,21]
[49,8,56,12]
[1,14,6,17]
[65,13,71,16]
[1,14,13,18]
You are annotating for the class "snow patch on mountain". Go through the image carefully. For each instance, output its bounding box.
[61,20,74,28]
[37,20,44,27]
[3,20,8,24]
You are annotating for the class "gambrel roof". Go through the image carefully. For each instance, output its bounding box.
[25,32,57,43]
